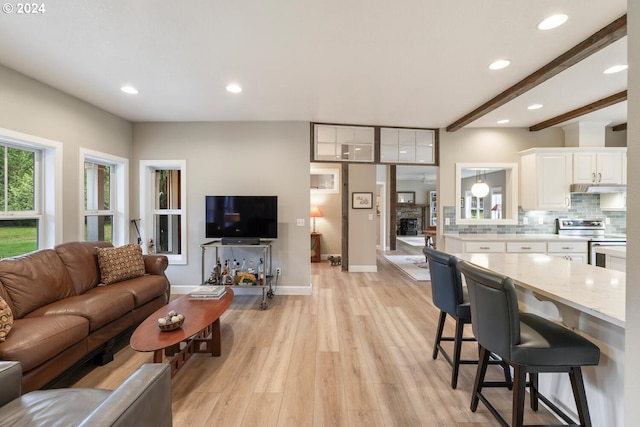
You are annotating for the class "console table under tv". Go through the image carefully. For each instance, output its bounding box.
[200,240,274,310]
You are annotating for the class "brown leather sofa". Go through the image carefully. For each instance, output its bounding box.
[0,361,172,427]
[0,242,170,393]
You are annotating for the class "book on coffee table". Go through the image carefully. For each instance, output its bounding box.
[189,285,227,299]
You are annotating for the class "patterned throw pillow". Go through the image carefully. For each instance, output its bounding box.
[97,244,146,285]
[0,295,13,342]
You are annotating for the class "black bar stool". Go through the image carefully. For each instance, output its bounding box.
[424,247,511,389]
[457,260,600,427]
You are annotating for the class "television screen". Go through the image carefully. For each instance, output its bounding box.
[205,196,278,239]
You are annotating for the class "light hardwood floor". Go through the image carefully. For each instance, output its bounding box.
[66,242,560,426]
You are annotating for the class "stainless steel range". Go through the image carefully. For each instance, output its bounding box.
[556,218,626,266]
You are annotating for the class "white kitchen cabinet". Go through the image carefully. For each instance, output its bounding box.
[573,151,623,185]
[464,242,505,253]
[444,235,587,263]
[547,241,588,263]
[520,150,572,210]
[506,242,546,253]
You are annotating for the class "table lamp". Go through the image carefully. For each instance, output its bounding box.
[310,206,322,233]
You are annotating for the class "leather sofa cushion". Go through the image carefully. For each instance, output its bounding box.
[93,274,168,307]
[0,250,75,318]
[55,241,113,295]
[0,316,88,371]
[26,291,135,332]
[0,388,109,427]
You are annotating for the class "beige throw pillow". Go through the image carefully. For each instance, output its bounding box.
[97,244,146,285]
[0,295,13,342]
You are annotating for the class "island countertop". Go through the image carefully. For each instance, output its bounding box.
[455,253,625,328]
[593,246,626,258]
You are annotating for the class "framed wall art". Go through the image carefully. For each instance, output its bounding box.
[352,192,373,209]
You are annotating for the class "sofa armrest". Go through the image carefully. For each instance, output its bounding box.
[0,361,22,406]
[143,254,168,276]
[78,363,172,427]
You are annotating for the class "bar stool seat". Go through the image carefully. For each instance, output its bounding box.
[457,260,600,427]
[423,247,511,389]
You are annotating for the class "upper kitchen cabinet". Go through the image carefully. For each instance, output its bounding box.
[520,149,572,210]
[572,149,625,185]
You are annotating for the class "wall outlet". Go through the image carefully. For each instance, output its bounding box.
[276,267,282,276]
[445,218,450,225]
[296,219,305,226]
[522,217,529,225]
[605,217,611,224]
[538,217,544,225]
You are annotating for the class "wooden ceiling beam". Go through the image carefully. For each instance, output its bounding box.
[528,91,627,131]
[446,14,627,132]
[612,123,627,131]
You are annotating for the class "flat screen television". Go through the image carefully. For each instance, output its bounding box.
[205,196,278,241]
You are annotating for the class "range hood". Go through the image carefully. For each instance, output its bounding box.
[570,184,626,193]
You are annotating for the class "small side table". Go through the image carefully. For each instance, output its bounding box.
[311,233,321,262]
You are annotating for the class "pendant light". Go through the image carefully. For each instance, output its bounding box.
[471,170,489,198]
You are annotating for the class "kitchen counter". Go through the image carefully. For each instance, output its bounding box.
[594,246,626,258]
[444,233,588,242]
[456,253,624,327]
[456,252,624,427]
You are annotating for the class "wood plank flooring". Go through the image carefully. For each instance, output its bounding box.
[67,242,560,426]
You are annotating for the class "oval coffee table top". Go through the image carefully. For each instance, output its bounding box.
[130,288,234,352]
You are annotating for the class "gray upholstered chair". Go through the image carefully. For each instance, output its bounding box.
[423,247,510,389]
[457,260,600,427]
[0,361,172,427]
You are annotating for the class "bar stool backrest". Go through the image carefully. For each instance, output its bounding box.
[424,247,464,315]
[457,260,521,360]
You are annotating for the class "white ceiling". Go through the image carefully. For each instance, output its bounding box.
[0,1,628,129]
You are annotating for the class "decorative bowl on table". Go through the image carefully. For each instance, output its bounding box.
[157,310,185,332]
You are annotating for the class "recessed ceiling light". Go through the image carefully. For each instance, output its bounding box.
[121,86,138,95]
[527,104,543,110]
[497,119,510,124]
[538,14,568,30]
[226,83,242,93]
[603,65,628,74]
[489,59,511,70]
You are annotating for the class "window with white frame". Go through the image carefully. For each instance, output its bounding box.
[314,124,375,162]
[380,128,435,164]
[81,149,128,246]
[139,160,187,264]
[0,128,61,258]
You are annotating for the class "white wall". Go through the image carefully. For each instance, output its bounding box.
[625,1,639,425]
[348,164,377,271]
[131,122,312,295]
[0,64,132,243]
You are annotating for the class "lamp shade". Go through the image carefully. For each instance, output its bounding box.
[310,206,322,218]
[471,182,489,198]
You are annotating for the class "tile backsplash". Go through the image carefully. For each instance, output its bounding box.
[443,193,626,234]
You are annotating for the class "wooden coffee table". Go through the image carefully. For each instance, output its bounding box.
[130,288,234,377]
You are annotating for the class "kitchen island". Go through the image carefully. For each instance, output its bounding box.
[594,246,626,272]
[456,253,624,427]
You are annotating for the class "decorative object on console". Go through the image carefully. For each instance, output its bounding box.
[310,205,322,233]
[96,243,146,285]
[352,192,373,209]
